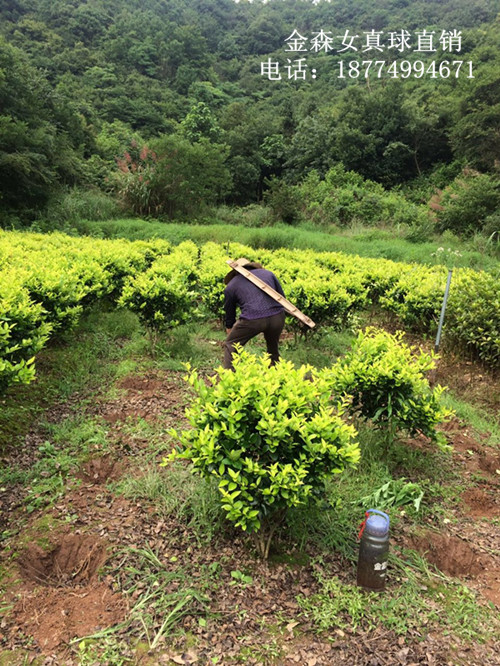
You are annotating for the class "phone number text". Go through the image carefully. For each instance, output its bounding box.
[338,59,474,78]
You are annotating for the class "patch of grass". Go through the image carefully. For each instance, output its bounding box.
[432,582,497,641]
[283,458,391,561]
[267,550,310,567]
[114,415,176,460]
[144,322,224,372]
[70,547,210,655]
[299,568,436,635]
[282,327,357,369]
[0,467,30,488]
[115,463,225,543]
[0,414,112,518]
[358,478,425,513]
[113,358,140,381]
[19,416,111,513]
[77,638,132,666]
[113,546,208,650]
[0,652,46,666]
[299,552,497,642]
[76,307,141,341]
[24,441,79,513]
[73,219,499,271]
[0,307,143,456]
[236,635,283,663]
[45,413,110,454]
[442,394,500,447]
[282,420,457,559]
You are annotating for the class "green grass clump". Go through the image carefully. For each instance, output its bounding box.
[441,393,500,446]
[115,463,225,544]
[299,561,497,642]
[111,546,208,650]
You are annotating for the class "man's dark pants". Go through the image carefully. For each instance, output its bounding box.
[223,311,286,370]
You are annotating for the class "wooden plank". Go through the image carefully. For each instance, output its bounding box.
[226,259,316,329]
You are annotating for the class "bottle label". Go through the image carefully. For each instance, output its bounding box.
[374,561,388,571]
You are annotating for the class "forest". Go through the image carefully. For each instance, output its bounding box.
[0,0,499,239]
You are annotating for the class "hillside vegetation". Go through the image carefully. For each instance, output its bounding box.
[0,0,499,243]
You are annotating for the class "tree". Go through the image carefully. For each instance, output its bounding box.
[180,102,221,142]
[434,171,500,236]
[450,62,500,172]
[0,38,83,219]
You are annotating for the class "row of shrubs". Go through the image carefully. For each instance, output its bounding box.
[120,241,499,367]
[264,165,500,240]
[0,230,170,392]
[1,232,498,393]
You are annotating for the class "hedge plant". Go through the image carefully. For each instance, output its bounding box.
[165,349,360,559]
[327,328,453,447]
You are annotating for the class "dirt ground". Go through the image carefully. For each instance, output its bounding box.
[1,364,499,665]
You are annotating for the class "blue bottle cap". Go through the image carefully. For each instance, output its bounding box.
[365,510,390,536]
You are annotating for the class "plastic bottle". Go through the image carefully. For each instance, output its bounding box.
[356,509,390,591]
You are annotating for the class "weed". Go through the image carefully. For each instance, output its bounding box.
[432,582,496,642]
[357,478,425,513]
[149,323,222,371]
[112,546,209,650]
[230,570,253,587]
[24,442,77,513]
[237,636,283,663]
[302,566,471,640]
[301,549,498,643]
[44,414,110,455]
[442,394,500,446]
[282,327,356,369]
[0,467,29,488]
[78,638,131,666]
[22,415,110,512]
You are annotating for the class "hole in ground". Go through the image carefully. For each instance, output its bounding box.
[80,455,121,484]
[408,531,487,577]
[18,533,108,587]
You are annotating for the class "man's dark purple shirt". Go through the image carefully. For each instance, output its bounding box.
[224,268,285,329]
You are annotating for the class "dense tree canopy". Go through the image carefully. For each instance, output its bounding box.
[0,0,498,224]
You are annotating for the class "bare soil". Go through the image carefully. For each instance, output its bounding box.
[408,531,486,578]
[98,371,187,424]
[12,583,126,652]
[79,455,122,484]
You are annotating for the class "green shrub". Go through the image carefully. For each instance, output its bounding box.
[215,204,272,228]
[447,269,500,365]
[113,135,232,219]
[119,241,199,330]
[327,328,452,446]
[165,350,360,558]
[435,172,500,237]
[0,270,52,391]
[41,187,122,227]
[263,178,302,225]
[297,166,430,229]
[379,267,446,332]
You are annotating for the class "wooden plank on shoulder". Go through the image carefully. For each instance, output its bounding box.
[226,259,316,329]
